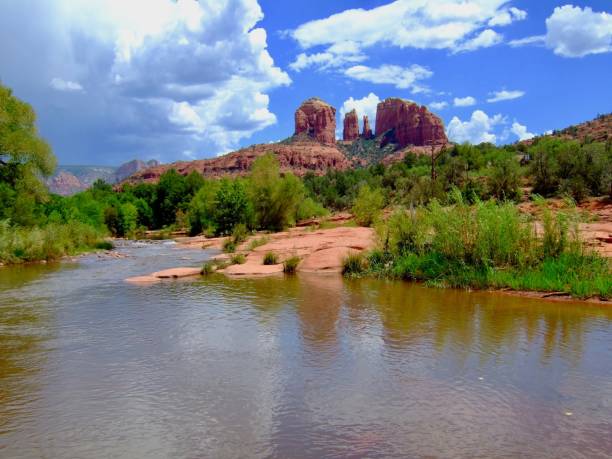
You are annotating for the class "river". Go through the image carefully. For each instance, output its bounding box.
[1,241,611,458]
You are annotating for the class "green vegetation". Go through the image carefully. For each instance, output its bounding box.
[230,253,246,265]
[342,252,367,276]
[247,235,270,251]
[353,191,611,299]
[283,255,300,273]
[263,252,278,265]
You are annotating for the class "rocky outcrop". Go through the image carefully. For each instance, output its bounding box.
[47,171,84,196]
[343,109,359,141]
[122,141,351,185]
[362,115,373,139]
[294,98,336,145]
[375,98,448,148]
[115,159,159,182]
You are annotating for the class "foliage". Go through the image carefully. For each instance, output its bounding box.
[352,184,384,226]
[230,253,246,265]
[222,238,236,253]
[342,252,367,276]
[263,251,278,265]
[283,255,300,274]
[247,236,270,251]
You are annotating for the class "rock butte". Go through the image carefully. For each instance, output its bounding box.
[294,97,337,145]
[122,96,450,185]
[375,98,448,148]
[343,109,359,141]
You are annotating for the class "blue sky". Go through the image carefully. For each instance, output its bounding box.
[0,0,610,165]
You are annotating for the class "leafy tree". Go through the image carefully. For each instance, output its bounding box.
[0,82,56,225]
[214,178,253,235]
[352,184,385,227]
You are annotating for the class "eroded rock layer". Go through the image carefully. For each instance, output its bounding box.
[294,98,336,145]
[375,98,448,148]
[343,109,359,141]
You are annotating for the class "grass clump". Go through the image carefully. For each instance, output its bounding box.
[230,253,246,265]
[283,255,301,273]
[342,252,367,276]
[263,252,278,265]
[247,235,270,251]
[222,239,236,253]
[201,261,217,275]
[95,240,114,250]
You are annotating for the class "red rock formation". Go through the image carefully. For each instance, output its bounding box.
[122,141,351,185]
[47,171,84,196]
[375,98,447,148]
[362,115,373,139]
[343,109,359,141]
[294,98,336,145]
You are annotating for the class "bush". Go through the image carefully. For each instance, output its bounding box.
[352,184,385,227]
[247,236,270,251]
[222,238,236,253]
[201,261,216,275]
[342,252,367,276]
[231,223,249,245]
[263,251,278,265]
[95,241,113,250]
[283,255,300,273]
[230,253,246,265]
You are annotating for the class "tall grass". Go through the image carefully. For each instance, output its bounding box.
[363,192,611,299]
[0,219,107,264]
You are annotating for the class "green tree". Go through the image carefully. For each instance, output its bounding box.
[0,82,56,225]
[352,184,385,227]
[214,178,253,235]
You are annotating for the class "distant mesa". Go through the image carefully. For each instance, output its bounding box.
[294,97,337,145]
[122,96,452,185]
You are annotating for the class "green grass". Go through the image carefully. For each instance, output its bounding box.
[283,255,300,273]
[247,235,270,251]
[94,241,114,250]
[230,253,246,265]
[0,220,108,264]
[222,238,236,253]
[352,193,611,300]
[342,252,367,276]
[263,252,278,265]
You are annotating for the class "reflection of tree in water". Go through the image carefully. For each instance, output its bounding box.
[344,279,612,367]
[0,296,51,435]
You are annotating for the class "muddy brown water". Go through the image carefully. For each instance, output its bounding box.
[1,241,611,458]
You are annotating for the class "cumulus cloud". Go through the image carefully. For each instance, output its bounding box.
[447,110,505,144]
[344,64,432,91]
[487,89,525,103]
[454,29,503,52]
[50,78,84,92]
[454,96,477,107]
[290,41,366,71]
[0,0,290,164]
[488,7,527,26]
[340,93,380,130]
[429,101,448,110]
[292,0,519,52]
[511,121,535,141]
[510,5,612,58]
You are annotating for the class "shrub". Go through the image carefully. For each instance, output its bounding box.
[231,223,249,245]
[263,251,278,265]
[247,236,270,251]
[352,184,385,227]
[342,252,367,276]
[283,255,300,273]
[201,261,216,275]
[222,239,236,253]
[230,253,246,265]
[95,241,114,250]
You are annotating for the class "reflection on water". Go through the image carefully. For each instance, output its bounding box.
[0,242,611,458]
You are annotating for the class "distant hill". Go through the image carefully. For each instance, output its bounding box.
[523,113,611,145]
[47,160,159,195]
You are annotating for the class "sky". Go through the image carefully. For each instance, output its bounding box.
[0,0,610,166]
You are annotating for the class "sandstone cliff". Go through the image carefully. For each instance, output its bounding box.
[375,98,448,148]
[362,115,373,139]
[342,109,359,141]
[294,98,336,145]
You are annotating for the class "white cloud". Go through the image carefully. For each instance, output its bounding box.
[50,78,84,92]
[291,0,519,55]
[454,96,477,107]
[511,121,535,141]
[487,89,525,103]
[344,64,432,91]
[340,93,380,130]
[488,7,527,26]
[447,110,505,144]
[454,29,503,52]
[509,5,612,58]
[509,35,545,47]
[545,5,612,57]
[290,41,366,71]
[429,101,448,110]
[0,0,291,163]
